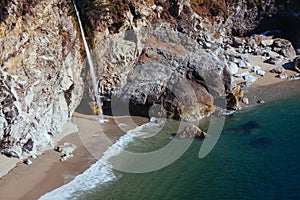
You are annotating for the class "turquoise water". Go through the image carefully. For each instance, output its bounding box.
[78,96,300,200]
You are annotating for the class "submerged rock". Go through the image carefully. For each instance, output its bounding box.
[241,121,261,130]
[178,124,207,139]
[250,137,272,147]
[226,121,261,135]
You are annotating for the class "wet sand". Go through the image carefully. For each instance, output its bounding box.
[237,55,300,106]
[246,78,300,106]
[0,113,148,200]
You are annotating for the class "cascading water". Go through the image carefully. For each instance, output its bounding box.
[72,0,105,123]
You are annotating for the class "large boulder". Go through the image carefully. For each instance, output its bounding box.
[272,38,296,58]
[227,62,239,75]
[117,50,218,120]
[226,87,244,110]
[178,124,207,139]
[99,24,230,120]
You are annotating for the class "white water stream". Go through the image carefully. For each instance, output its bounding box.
[72,0,105,123]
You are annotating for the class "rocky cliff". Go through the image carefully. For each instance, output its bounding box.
[0,0,299,158]
[79,0,299,117]
[81,0,232,120]
[0,0,83,158]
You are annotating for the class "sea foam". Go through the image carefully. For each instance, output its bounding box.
[40,119,163,200]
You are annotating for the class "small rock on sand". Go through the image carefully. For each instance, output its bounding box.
[270,66,285,74]
[242,97,249,105]
[257,99,265,104]
[56,142,76,161]
[277,73,288,79]
[243,73,258,83]
[265,57,283,65]
[23,159,32,165]
[260,39,274,47]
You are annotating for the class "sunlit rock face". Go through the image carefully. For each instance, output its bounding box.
[0,0,83,158]
[86,0,298,120]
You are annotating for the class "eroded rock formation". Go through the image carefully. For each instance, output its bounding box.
[178,124,207,139]
[0,0,83,158]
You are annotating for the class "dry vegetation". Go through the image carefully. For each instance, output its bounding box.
[67,0,299,47]
[190,0,228,18]
[190,0,300,19]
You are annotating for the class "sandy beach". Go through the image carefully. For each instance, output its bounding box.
[0,113,148,200]
[232,54,300,106]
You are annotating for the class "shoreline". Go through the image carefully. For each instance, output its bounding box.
[233,54,300,107]
[0,114,148,200]
[1,79,299,199]
[246,79,300,107]
[0,56,299,199]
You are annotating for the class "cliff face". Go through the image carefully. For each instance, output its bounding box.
[82,0,299,119]
[0,0,298,158]
[0,0,83,158]
[80,0,232,120]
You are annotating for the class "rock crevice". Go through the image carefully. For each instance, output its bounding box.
[0,0,83,158]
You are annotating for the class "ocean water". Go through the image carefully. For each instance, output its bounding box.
[42,95,300,200]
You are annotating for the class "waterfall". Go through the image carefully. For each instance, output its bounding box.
[72,0,105,123]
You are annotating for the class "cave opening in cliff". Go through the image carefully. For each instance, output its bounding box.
[247,15,300,53]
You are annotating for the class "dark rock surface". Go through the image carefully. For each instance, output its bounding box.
[293,56,300,73]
